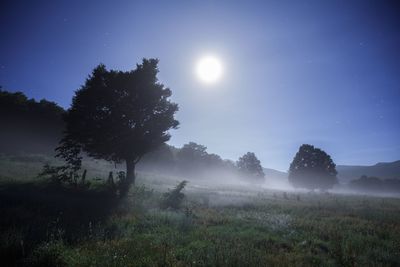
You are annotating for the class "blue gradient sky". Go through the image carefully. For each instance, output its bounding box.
[1,0,399,170]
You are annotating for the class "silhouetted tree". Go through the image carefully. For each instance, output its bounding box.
[57,59,179,197]
[237,152,265,181]
[288,144,337,190]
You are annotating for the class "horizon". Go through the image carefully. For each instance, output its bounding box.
[2,85,400,173]
[1,0,400,171]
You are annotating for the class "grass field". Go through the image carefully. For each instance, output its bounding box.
[1,153,400,266]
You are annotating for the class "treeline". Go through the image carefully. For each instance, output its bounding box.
[7,89,392,192]
[0,89,65,153]
[139,142,265,181]
[140,142,236,175]
[350,175,400,194]
[0,89,264,182]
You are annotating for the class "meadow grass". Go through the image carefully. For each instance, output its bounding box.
[1,154,399,266]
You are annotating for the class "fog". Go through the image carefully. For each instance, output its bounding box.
[136,161,400,206]
[1,90,399,200]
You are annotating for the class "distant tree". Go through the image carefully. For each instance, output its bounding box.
[350,175,383,192]
[177,142,208,162]
[288,144,337,190]
[175,142,208,172]
[237,152,265,180]
[205,153,224,168]
[349,175,400,193]
[175,142,230,175]
[57,59,179,197]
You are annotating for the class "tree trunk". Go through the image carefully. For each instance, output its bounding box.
[120,159,136,198]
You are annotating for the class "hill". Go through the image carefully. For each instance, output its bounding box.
[337,161,400,183]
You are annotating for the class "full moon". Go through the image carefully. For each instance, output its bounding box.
[196,56,223,84]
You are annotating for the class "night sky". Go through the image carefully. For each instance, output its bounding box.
[1,0,399,171]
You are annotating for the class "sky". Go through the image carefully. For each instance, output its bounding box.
[1,0,400,171]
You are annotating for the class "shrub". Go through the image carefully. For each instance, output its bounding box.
[38,164,89,189]
[160,181,188,210]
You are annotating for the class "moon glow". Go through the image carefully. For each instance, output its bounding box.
[196,56,223,84]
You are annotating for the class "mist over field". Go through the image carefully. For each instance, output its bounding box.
[1,0,400,266]
[1,85,400,266]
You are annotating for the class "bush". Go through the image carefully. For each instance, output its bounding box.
[38,164,89,189]
[160,181,188,210]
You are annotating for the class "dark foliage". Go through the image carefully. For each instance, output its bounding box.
[0,181,118,266]
[289,144,338,190]
[237,152,265,181]
[0,90,65,154]
[57,59,179,196]
[38,164,91,190]
[160,180,187,210]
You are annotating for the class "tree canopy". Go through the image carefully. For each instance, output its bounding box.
[237,152,265,181]
[57,59,179,196]
[288,144,337,190]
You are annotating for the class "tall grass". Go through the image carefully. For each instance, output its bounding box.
[1,155,399,266]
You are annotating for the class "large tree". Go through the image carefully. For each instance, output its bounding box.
[288,144,337,190]
[57,59,179,196]
[237,152,265,181]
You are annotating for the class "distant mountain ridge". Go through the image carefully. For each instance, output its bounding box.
[337,160,400,183]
